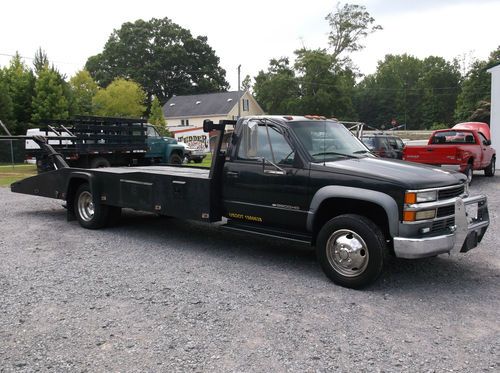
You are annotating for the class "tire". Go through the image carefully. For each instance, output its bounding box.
[74,184,110,229]
[464,163,473,183]
[169,153,183,165]
[316,214,386,289]
[194,159,203,164]
[90,157,111,168]
[484,157,495,177]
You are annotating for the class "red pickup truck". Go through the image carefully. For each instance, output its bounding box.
[403,122,496,182]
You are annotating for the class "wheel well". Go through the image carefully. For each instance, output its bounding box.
[66,178,89,219]
[312,198,390,245]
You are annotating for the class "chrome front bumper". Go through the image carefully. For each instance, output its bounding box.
[393,195,489,259]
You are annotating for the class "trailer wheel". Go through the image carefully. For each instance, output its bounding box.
[484,157,495,177]
[169,153,183,164]
[316,214,386,289]
[90,157,111,168]
[74,184,110,229]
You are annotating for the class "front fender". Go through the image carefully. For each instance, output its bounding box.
[307,186,399,237]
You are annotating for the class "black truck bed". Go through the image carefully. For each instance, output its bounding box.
[12,165,217,222]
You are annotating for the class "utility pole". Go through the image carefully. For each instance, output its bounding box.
[0,120,14,169]
[237,65,241,119]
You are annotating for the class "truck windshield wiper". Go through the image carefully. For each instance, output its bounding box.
[311,151,359,159]
[353,150,370,154]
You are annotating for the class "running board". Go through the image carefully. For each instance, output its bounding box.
[221,220,312,244]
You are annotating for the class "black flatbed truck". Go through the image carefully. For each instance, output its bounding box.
[3,116,490,288]
[27,116,151,171]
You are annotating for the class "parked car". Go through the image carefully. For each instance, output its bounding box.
[361,133,405,159]
[403,122,495,182]
[178,141,207,163]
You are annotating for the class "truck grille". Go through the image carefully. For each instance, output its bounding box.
[431,217,455,233]
[436,205,455,218]
[438,185,464,200]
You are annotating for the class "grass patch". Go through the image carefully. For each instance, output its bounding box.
[185,153,212,168]
[0,164,37,187]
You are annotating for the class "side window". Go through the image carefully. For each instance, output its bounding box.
[395,138,404,149]
[478,133,488,145]
[379,138,390,150]
[388,137,398,149]
[238,122,294,164]
[146,126,159,137]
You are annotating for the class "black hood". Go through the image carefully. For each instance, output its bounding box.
[313,157,466,189]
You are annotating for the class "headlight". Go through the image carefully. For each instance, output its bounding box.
[404,190,437,204]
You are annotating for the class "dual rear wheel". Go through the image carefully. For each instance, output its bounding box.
[74,184,120,229]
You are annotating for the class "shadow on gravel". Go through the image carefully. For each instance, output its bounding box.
[16,198,498,292]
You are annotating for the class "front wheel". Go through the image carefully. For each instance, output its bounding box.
[316,214,386,289]
[169,153,183,165]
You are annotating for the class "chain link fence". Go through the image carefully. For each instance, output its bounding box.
[0,139,26,164]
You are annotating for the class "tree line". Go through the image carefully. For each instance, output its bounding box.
[0,17,229,136]
[0,5,499,137]
[252,3,499,130]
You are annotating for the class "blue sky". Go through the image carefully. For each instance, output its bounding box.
[0,0,499,89]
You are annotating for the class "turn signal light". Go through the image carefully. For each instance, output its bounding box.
[404,192,417,204]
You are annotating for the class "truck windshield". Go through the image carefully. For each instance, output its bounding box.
[290,121,369,161]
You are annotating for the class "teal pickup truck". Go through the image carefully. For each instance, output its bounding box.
[144,124,185,165]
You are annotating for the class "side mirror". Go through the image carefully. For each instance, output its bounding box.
[484,140,491,146]
[203,119,215,133]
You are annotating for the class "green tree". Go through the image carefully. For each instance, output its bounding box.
[294,48,356,118]
[419,56,461,128]
[148,95,170,135]
[69,70,99,115]
[33,47,50,76]
[31,67,70,122]
[253,58,300,114]
[1,53,36,133]
[455,46,499,122]
[93,78,146,117]
[326,2,382,66]
[0,70,15,130]
[241,75,252,92]
[85,18,229,105]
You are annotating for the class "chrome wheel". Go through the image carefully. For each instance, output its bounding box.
[326,229,369,277]
[77,191,94,222]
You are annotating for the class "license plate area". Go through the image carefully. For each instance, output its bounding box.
[465,202,478,223]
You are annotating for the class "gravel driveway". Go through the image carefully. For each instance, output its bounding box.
[0,175,499,372]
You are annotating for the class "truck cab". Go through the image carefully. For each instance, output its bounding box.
[144,124,185,164]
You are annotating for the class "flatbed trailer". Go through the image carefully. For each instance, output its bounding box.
[1,116,490,289]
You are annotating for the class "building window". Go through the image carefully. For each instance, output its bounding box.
[242,99,250,111]
[181,119,185,126]
[186,119,190,126]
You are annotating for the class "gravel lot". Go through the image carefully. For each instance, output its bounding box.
[0,174,499,372]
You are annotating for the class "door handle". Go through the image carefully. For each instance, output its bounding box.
[426,148,433,152]
[226,171,239,178]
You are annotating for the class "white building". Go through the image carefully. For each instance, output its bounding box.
[488,64,500,169]
[162,91,264,151]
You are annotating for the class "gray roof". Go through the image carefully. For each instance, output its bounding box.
[162,91,245,118]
